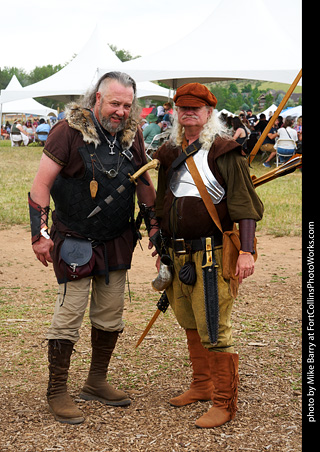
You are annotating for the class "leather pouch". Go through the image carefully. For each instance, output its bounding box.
[222,229,257,297]
[59,237,95,280]
[179,261,197,285]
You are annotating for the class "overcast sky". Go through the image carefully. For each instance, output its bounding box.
[1,0,222,72]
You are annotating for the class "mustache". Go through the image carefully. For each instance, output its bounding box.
[182,114,199,120]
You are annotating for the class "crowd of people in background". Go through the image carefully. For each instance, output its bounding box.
[1,101,302,167]
[220,109,302,166]
[1,117,53,146]
[140,101,173,150]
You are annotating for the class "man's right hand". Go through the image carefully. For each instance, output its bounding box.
[32,237,54,267]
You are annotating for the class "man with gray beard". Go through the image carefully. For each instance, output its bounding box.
[153,83,264,428]
[28,72,157,424]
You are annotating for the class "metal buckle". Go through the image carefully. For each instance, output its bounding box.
[172,238,187,254]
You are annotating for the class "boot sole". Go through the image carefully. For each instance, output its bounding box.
[79,392,131,407]
[169,398,211,407]
[48,406,85,425]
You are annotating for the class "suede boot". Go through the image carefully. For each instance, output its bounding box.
[80,327,131,406]
[47,339,85,424]
[195,351,239,428]
[169,329,213,407]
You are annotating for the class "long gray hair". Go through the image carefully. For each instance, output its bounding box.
[169,107,232,150]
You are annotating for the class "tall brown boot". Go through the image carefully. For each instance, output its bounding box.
[47,339,85,424]
[195,351,239,428]
[169,329,213,407]
[79,327,131,406]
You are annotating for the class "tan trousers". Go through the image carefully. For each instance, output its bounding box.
[46,270,127,343]
[166,246,234,352]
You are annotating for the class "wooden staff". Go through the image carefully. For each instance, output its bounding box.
[251,154,302,187]
[248,69,302,165]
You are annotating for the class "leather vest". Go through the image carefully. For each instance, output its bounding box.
[51,141,137,241]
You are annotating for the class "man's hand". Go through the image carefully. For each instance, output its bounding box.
[235,253,255,284]
[32,236,54,267]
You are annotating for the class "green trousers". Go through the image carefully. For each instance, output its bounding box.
[166,246,234,352]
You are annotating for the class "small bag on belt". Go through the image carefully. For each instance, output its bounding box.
[59,236,95,281]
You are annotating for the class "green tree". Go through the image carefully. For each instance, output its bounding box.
[27,64,64,85]
[264,93,274,109]
[241,83,252,93]
[229,83,239,94]
[0,67,28,90]
[108,44,140,62]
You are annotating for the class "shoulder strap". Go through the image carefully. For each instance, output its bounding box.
[285,127,293,140]
[172,139,202,170]
[186,155,223,233]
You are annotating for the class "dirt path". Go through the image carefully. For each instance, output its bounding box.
[0,227,302,451]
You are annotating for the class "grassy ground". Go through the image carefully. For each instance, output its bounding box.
[0,141,302,235]
[0,140,302,451]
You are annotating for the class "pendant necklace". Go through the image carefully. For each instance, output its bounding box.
[89,151,125,199]
[89,110,123,199]
[92,110,117,155]
[90,159,98,199]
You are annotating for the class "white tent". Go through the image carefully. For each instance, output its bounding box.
[0,75,57,117]
[120,0,302,88]
[217,109,235,117]
[260,104,278,118]
[0,26,172,104]
[281,105,302,118]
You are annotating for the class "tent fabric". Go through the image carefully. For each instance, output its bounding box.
[217,108,235,117]
[0,0,301,104]
[1,75,57,117]
[141,107,154,118]
[259,104,278,118]
[0,26,172,104]
[121,0,301,88]
[281,105,302,118]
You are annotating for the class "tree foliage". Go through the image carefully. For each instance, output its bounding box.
[108,44,140,62]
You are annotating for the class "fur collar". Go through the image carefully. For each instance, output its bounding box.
[65,102,138,150]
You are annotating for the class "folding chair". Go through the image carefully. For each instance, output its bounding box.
[145,130,171,160]
[275,138,297,167]
[37,131,49,140]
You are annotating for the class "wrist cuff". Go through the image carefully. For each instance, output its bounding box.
[239,219,256,254]
[28,193,50,244]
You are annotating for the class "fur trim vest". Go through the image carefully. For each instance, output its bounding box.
[65,102,139,150]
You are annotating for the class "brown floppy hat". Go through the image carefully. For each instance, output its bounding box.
[173,83,217,108]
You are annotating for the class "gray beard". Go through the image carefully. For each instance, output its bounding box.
[98,108,126,134]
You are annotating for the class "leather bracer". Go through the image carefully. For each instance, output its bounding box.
[28,192,50,244]
[239,219,256,254]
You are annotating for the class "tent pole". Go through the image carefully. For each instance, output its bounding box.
[248,69,302,165]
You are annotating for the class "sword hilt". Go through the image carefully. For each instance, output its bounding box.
[157,291,169,313]
[202,237,213,268]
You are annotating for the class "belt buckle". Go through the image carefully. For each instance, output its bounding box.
[173,238,187,254]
